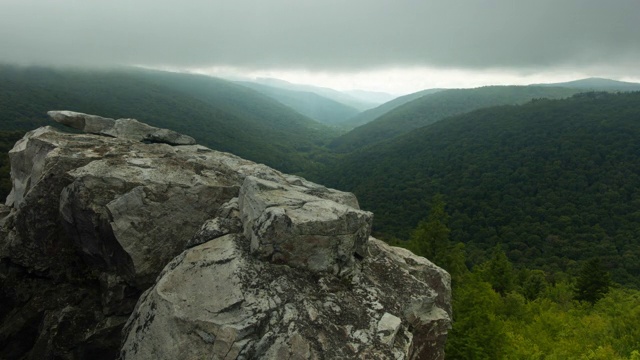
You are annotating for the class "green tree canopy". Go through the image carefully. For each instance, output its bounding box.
[479,245,516,296]
[406,195,467,278]
[575,258,612,304]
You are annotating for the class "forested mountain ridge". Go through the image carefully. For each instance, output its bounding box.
[321,91,640,287]
[534,77,640,91]
[330,86,581,153]
[0,64,338,173]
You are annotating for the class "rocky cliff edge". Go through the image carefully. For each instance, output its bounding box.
[0,111,451,359]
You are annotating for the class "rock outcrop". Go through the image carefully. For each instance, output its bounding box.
[0,112,451,359]
[48,110,196,145]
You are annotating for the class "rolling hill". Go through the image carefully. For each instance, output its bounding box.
[0,64,339,173]
[321,91,640,286]
[330,86,581,152]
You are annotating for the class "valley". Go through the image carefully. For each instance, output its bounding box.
[1,65,640,359]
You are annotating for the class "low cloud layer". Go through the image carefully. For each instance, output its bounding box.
[1,0,639,77]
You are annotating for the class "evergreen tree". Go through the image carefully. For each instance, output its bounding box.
[409,194,450,262]
[444,242,468,279]
[407,194,468,278]
[522,269,547,301]
[574,258,611,304]
[481,245,516,296]
[445,273,506,359]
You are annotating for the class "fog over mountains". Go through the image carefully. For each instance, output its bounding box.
[3,1,639,92]
[2,1,640,358]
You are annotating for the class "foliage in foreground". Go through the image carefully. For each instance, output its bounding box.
[446,276,640,360]
[398,197,639,360]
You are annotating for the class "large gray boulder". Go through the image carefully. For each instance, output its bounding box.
[121,234,451,360]
[0,112,451,359]
[238,176,372,275]
[48,110,196,145]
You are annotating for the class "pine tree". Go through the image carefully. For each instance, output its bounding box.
[574,258,611,304]
[407,195,468,279]
[522,270,547,301]
[409,194,450,262]
[482,245,516,296]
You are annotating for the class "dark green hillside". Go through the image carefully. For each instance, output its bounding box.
[322,92,640,286]
[535,77,640,91]
[0,64,338,173]
[331,86,580,152]
[236,81,360,126]
[340,88,443,129]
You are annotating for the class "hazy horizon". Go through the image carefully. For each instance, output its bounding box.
[2,0,639,94]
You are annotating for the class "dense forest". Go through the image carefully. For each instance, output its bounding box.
[322,92,640,287]
[2,65,640,358]
[402,196,640,359]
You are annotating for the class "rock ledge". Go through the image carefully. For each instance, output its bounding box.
[0,112,451,359]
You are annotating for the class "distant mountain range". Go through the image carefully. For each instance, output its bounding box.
[343,89,397,105]
[0,65,337,174]
[252,77,384,111]
[330,86,582,153]
[533,77,640,91]
[235,81,360,126]
[244,77,640,137]
[3,65,638,167]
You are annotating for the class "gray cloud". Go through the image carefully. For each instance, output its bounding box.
[1,0,639,74]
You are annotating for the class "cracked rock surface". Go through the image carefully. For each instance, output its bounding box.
[0,111,451,359]
[121,235,451,360]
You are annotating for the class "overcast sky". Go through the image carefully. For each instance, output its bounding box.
[1,0,639,93]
